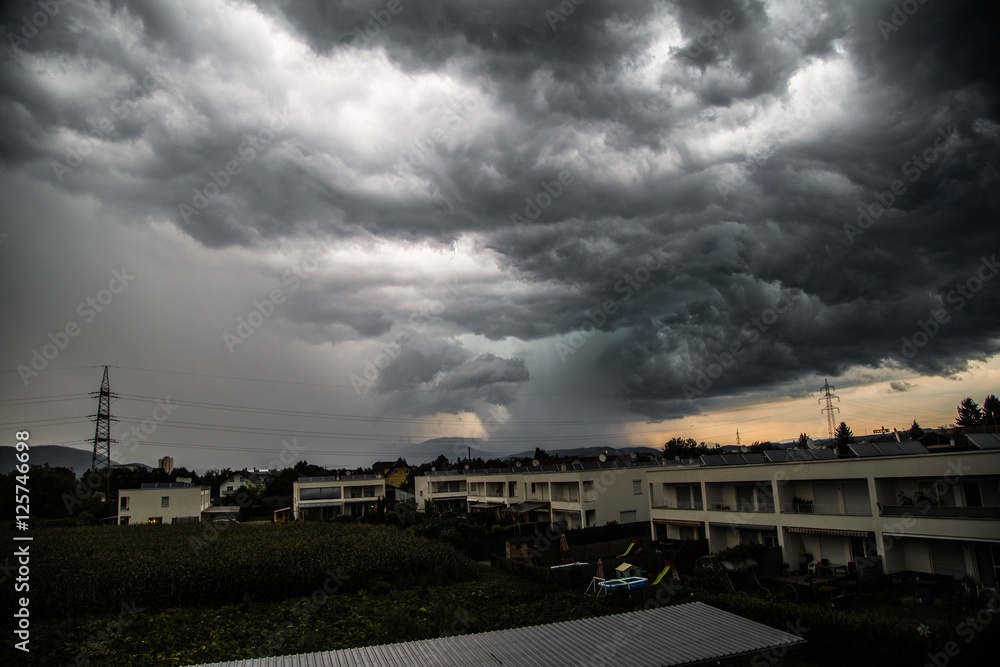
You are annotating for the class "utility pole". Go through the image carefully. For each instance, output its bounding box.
[818,378,840,442]
[89,365,118,505]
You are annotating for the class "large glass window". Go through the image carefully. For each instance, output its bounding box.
[299,486,342,500]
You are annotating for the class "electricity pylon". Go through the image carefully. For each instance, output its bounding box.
[818,378,840,442]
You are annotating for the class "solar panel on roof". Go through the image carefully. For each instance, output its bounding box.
[968,433,1000,450]
[898,441,929,454]
[849,441,928,457]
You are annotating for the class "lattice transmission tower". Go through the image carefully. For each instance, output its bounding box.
[89,365,118,501]
[818,378,840,442]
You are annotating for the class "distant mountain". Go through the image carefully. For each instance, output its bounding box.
[398,437,487,464]
[395,440,663,466]
[0,445,122,474]
[509,446,663,460]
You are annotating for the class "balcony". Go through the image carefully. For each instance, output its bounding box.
[651,501,704,511]
[707,502,775,513]
[780,502,871,516]
[879,505,1000,519]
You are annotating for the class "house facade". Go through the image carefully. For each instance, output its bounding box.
[416,461,657,528]
[221,470,265,497]
[647,447,1000,587]
[372,459,410,489]
[292,474,387,520]
[414,470,468,512]
[117,483,211,525]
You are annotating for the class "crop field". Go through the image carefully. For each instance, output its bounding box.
[4,523,480,619]
[1,523,619,666]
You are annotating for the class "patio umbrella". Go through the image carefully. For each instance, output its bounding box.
[596,559,605,579]
[560,533,569,554]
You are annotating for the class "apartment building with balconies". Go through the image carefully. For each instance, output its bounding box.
[414,470,468,512]
[648,445,1000,587]
[416,461,657,528]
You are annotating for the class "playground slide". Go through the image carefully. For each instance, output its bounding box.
[616,542,635,559]
[650,565,672,586]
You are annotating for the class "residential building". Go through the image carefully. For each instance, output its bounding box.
[221,470,265,497]
[416,461,658,528]
[293,474,386,520]
[157,456,174,474]
[414,470,468,512]
[372,458,410,489]
[647,445,1000,587]
[118,483,211,525]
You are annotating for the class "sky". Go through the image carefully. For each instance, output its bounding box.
[1,0,998,472]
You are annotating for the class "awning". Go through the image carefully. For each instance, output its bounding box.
[786,526,871,538]
[502,501,551,514]
[710,522,776,532]
[653,519,703,527]
[297,500,345,508]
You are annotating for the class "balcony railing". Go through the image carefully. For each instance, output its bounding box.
[780,502,871,516]
[880,505,1000,519]
[651,502,705,511]
[707,502,775,513]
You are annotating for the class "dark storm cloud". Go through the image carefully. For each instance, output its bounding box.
[2,0,998,427]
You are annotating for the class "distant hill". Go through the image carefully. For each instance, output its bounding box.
[510,446,663,460]
[399,437,487,464]
[397,440,663,466]
[0,445,123,474]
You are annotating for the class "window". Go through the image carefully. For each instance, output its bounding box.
[299,486,342,500]
[620,510,637,523]
[161,496,169,508]
[679,525,696,541]
[964,482,983,508]
[148,517,162,524]
[119,516,129,525]
[633,480,642,494]
[120,496,129,511]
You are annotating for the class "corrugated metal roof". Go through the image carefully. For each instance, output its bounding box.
[188,602,805,667]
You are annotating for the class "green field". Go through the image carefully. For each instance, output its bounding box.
[1,524,621,666]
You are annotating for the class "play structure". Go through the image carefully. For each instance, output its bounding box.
[616,538,641,559]
[586,560,679,596]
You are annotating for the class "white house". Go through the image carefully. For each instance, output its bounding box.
[221,470,265,497]
[415,461,658,528]
[292,474,387,520]
[118,483,211,525]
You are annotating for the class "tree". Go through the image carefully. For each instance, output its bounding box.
[533,447,548,461]
[662,437,708,460]
[796,433,811,449]
[833,422,854,458]
[834,422,854,444]
[956,397,983,428]
[983,394,1000,430]
[749,441,779,454]
[908,420,925,440]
